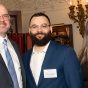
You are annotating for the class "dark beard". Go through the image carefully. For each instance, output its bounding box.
[30,30,51,46]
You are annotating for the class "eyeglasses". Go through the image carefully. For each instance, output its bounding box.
[30,24,50,30]
[0,14,10,21]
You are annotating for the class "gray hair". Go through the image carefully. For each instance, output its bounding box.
[78,21,88,64]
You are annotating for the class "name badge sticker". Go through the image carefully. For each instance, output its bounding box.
[44,69,57,78]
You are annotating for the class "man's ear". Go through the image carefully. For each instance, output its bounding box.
[29,27,30,33]
[50,26,52,33]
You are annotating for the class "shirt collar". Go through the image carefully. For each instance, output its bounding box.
[33,41,50,54]
[0,35,8,44]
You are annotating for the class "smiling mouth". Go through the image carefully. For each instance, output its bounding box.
[0,25,6,28]
[37,33,45,37]
[36,34,44,39]
[0,21,6,25]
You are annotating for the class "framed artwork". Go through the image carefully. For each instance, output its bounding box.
[8,11,22,33]
[51,24,73,48]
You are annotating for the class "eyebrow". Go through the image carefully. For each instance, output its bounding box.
[30,23,49,26]
[3,14,9,15]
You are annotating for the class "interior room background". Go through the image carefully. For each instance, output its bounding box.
[0,0,87,55]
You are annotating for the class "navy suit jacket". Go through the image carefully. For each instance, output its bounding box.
[22,41,83,88]
[0,38,26,88]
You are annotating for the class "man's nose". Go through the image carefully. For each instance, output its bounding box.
[37,26,43,31]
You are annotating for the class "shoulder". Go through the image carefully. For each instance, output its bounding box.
[22,48,32,59]
[49,41,77,62]
[50,40,74,52]
[9,38,18,47]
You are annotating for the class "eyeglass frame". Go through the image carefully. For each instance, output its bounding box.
[0,14,10,21]
[29,23,51,30]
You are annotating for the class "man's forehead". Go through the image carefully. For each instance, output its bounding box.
[0,5,8,15]
[30,16,49,23]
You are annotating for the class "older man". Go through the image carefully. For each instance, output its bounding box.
[0,4,26,88]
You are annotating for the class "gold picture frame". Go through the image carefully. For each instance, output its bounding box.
[51,24,73,48]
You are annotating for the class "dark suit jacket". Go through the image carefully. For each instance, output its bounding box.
[22,41,83,88]
[0,38,26,88]
[81,61,88,88]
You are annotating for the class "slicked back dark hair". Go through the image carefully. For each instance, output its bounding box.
[29,12,51,25]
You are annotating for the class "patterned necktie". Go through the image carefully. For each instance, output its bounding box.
[3,39,19,88]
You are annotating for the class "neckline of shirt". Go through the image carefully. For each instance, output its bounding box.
[33,41,50,54]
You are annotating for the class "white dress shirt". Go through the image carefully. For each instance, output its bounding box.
[0,36,23,88]
[30,42,50,85]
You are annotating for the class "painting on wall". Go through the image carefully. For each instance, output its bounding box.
[8,11,22,33]
[9,15,17,33]
[51,24,73,48]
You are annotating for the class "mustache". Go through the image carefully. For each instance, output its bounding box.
[0,21,7,25]
[35,32,45,35]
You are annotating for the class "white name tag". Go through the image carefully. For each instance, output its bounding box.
[44,69,57,78]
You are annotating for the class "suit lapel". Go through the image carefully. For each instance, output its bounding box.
[38,41,56,86]
[0,54,7,69]
[26,49,37,88]
[9,39,26,88]
[27,46,55,87]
